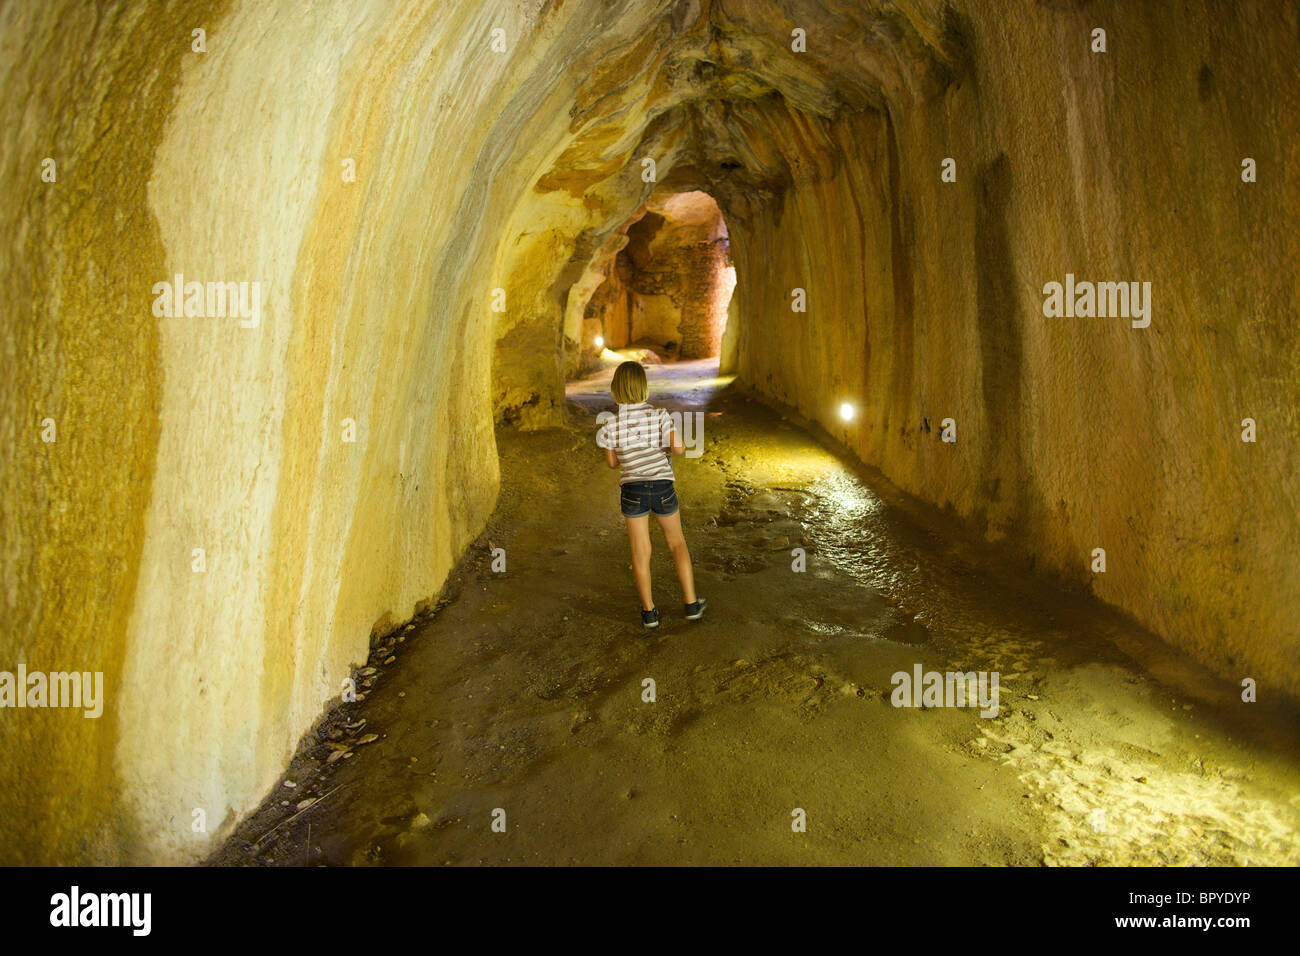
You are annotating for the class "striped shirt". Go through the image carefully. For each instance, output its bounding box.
[596,403,676,484]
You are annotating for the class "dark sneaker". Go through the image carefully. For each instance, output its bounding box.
[641,607,660,629]
[684,598,707,621]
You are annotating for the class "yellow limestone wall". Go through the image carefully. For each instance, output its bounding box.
[731,1,1300,702]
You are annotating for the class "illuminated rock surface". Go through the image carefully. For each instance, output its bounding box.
[1,0,1296,863]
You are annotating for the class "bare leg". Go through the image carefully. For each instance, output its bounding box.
[654,511,697,604]
[626,515,654,610]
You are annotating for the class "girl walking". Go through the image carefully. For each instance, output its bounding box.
[596,361,706,629]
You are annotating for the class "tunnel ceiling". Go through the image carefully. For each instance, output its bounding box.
[536,0,958,221]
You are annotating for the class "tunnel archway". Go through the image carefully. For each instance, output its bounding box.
[562,190,736,386]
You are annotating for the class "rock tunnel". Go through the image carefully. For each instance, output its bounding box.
[1,0,1298,867]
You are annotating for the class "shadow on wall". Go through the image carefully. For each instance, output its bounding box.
[972,152,1028,538]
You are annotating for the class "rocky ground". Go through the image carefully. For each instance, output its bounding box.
[212,359,1300,867]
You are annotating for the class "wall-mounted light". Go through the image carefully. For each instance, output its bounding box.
[594,335,605,348]
[839,402,855,422]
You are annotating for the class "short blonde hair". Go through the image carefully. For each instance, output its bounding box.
[611,361,648,404]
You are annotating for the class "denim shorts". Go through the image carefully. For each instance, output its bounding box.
[620,479,678,518]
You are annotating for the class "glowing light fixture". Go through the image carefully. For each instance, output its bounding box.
[594,335,605,348]
[839,402,855,422]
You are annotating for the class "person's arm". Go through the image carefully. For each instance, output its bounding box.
[664,410,685,456]
[597,420,619,468]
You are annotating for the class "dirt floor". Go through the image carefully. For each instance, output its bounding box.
[212,358,1300,866]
